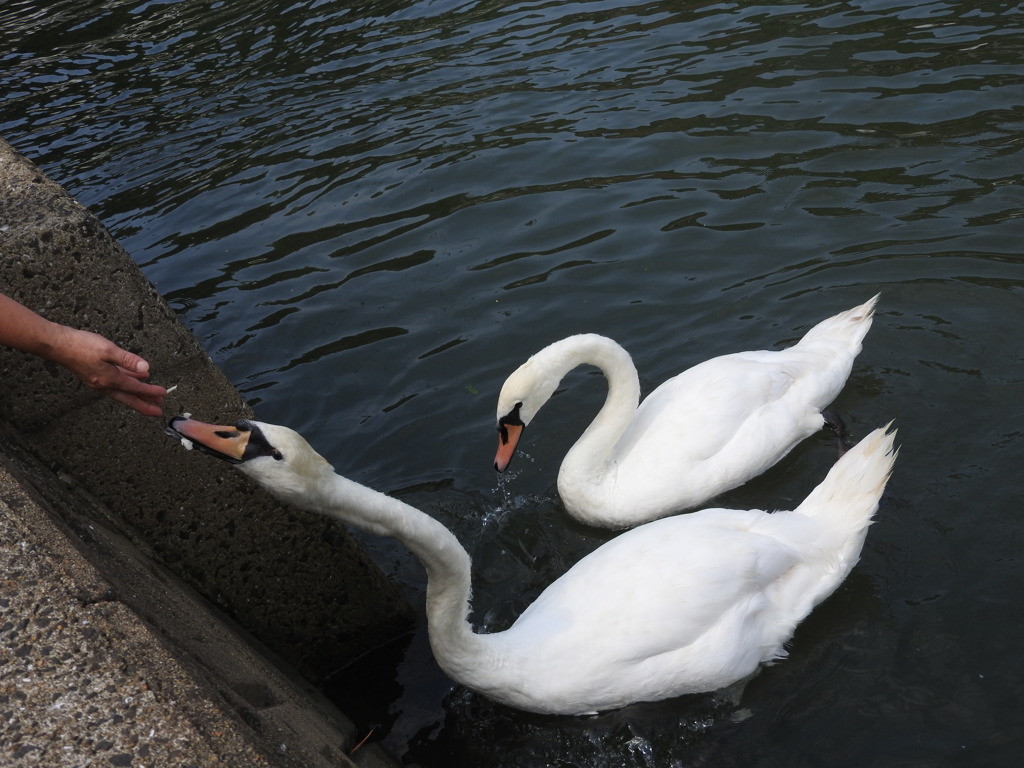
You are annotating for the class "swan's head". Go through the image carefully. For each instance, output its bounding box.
[166,416,334,510]
[494,353,562,472]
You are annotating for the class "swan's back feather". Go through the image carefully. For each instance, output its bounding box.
[490,509,808,710]
[553,297,878,526]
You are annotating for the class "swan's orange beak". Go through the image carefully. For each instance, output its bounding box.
[166,416,252,463]
[494,422,524,472]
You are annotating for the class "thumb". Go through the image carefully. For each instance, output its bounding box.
[111,347,150,375]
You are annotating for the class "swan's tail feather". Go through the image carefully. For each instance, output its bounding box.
[775,424,896,620]
[798,293,879,351]
[794,423,898,530]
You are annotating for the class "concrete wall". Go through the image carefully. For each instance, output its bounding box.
[0,137,412,766]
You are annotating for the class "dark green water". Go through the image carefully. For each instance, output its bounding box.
[4,0,1024,765]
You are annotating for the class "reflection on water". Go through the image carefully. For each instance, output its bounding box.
[4,0,1024,765]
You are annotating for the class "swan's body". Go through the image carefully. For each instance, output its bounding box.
[169,415,897,716]
[495,295,879,528]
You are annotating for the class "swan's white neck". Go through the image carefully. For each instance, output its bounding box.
[543,335,641,489]
[267,463,503,687]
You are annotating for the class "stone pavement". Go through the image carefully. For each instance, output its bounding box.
[0,446,274,767]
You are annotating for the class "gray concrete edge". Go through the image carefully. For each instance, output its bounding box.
[1,427,397,767]
[0,139,405,766]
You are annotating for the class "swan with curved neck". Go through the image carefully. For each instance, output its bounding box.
[495,295,879,528]
[168,415,897,716]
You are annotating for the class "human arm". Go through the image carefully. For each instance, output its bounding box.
[0,293,167,417]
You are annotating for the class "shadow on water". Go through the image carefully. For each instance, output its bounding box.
[327,621,738,768]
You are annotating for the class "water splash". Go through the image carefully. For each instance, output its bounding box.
[485,451,538,527]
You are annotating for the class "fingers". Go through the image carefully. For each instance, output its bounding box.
[104,386,166,418]
[49,328,171,416]
[119,368,152,381]
[109,370,166,399]
[97,370,167,416]
[102,366,168,416]
[108,347,151,377]
[72,332,168,416]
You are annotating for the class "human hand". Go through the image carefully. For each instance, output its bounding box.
[50,326,167,417]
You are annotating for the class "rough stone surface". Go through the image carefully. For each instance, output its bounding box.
[0,447,274,767]
[0,137,409,766]
[1,427,406,768]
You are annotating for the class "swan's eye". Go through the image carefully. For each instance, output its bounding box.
[497,402,525,444]
[498,402,524,428]
[241,424,286,462]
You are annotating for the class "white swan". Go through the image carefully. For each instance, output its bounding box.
[168,415,897,716]
[494,295,879,528]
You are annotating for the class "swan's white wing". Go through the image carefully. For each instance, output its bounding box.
[615,351,811,464]
[506,510,803,664]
